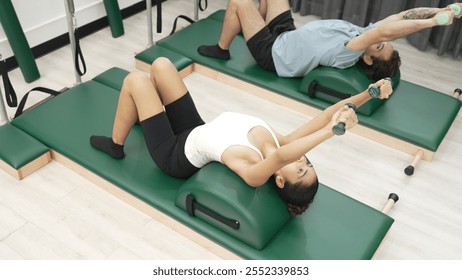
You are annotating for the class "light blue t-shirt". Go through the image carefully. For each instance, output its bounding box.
[272,20,375,77]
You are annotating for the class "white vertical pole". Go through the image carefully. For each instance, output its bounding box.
[194,0,199,20]
[0,86,9,124]
[0,54,10,124]
[64,0,82,84]
[147,0,153,46]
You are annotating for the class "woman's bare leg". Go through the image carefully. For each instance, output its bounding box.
[111,70,164,145]
[91,58,192,159]
[149,57,189,106]
[113,57,188,144]
[90,65,166,158]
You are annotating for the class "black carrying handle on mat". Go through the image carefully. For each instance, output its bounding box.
[186,194,240,230]
[169,15,195,35]
[14,87,61,118]
[167,0,207,35]
[0,58,18,107]
[307,81,351,100]
[74,28,87,76]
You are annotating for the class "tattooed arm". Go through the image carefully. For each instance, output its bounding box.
[402,7,441,19]
[375,7,443,26]
[347,7,455,51]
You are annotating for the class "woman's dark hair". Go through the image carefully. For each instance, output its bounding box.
[272,175,319,217]
[357,50,401,81]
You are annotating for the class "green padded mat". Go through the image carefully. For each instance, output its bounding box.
[0,123,49,169]
[11,68,394,259]
[135,11,461,152]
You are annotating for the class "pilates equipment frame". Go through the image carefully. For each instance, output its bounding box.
[146,0,201,46]
[64,0,82,85]
[0,54,9,124]
[0,85,8,124]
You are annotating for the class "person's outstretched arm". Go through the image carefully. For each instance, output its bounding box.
[231,80,392,187]
[376,3,462,24]
[235,105,358,187]
[280,79,393,145]
[375,7,443,25]
[346,7,456,51]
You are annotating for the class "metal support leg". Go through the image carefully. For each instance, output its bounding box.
[147,0,153,46]
[0,54,10,124]
[194,0,199,20]
[404,149,424,176]
[64,0,82,85]
[381,193,399,214]
[0,86,9,124]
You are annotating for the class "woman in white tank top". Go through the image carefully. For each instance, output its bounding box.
[90,57,392,216]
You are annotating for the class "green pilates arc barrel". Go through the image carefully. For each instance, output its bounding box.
[103,0,124,38]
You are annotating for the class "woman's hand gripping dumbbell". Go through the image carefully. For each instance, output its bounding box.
[332,78,393,135]
[368,77,393,99]
[332,103,359,135]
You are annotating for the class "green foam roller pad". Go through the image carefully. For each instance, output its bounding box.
[0,0,40,82]
[175,162,291,250]
[103,0,124,38]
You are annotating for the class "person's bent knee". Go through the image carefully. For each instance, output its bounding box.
[151,57,174,74]
[228,0,254,10]
[124,70,147,86]
[122,70,150,95]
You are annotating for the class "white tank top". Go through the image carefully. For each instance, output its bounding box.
[184,112,280,168]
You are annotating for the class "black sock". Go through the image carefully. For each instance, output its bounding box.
[90,136,125,159]
[198,44,230,60]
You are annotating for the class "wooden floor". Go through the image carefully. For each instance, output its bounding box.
[1,0,462,260]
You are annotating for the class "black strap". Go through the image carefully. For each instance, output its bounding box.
[199,0,208,11]
[74,28,87,76]
[186,194,240,230]
[0,59,17,107]
[14,87,61,118]
[169,15,195,35]
[156,0,162,33]
[307,81,351,100]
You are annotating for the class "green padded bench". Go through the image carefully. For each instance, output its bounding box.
[9,67,394,259]
[135,10,461,167]
[0,123,51,179]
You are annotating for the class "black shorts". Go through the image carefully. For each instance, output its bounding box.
[140,93,205,179]
[246,10,296,72]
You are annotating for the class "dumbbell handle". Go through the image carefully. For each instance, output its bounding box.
[368,77,392,98]
[332,103,357,135]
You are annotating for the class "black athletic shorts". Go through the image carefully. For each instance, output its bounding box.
[140,93,205,179]
[246,10,296,72]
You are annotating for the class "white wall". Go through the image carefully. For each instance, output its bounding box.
[0,0,140,59]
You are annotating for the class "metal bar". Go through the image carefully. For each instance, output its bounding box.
[147,0,153,46]
[0,54,10,124]
[64,0,82,84]
[194,0,199,20]
[0,85,9,124]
